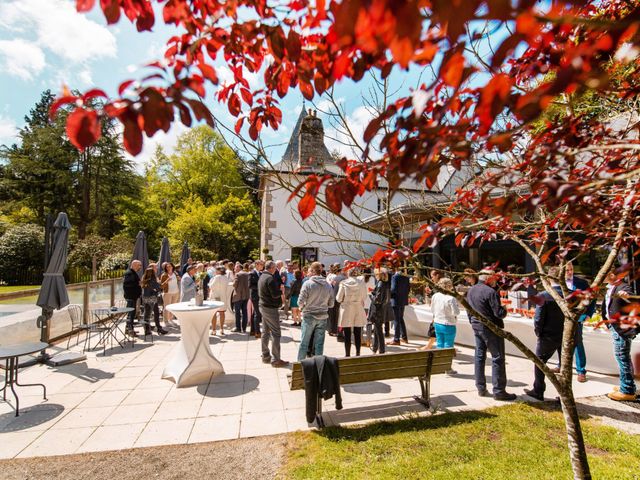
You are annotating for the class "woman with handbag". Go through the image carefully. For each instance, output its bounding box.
[141,264,168,335]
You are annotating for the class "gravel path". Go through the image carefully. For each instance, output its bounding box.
[0,434,289,480]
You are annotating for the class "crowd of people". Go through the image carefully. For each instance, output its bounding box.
[121,258,637,402]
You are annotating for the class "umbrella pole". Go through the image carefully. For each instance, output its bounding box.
[35,307,53,363]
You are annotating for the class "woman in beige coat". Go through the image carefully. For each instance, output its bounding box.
[336,269,368,356]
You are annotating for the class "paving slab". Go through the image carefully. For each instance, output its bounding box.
[0,317,633,459]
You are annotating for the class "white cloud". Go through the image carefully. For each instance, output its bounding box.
[0,0,116,61]
[324,105,378,159]
[78,68,93,86]
[0,115,18,145]
[0,0,116,82]
[0,39,45,80]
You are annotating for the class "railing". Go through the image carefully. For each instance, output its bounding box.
[0,267,125,287]
[0,277,124,346]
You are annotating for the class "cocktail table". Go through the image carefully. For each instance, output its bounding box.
[162,301,225,387]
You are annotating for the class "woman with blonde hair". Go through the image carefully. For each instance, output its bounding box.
[209,266,229,335]
[368,267,390,354]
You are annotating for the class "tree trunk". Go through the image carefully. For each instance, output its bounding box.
[558,384,592,480]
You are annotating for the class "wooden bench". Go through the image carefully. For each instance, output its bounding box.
[289,348,455,426]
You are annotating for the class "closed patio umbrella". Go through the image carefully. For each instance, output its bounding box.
[179,241,190,273]
[36,212,71,348]
[158,237,171,270]
[131,231,149,278]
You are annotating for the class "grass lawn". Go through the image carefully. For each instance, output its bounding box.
[284,403,640,480]
[0,285,39,294]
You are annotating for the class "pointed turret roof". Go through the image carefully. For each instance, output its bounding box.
[274,106,334,173]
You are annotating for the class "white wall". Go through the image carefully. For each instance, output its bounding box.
[261,173,427,264]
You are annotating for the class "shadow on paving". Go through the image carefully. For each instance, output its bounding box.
[49,362,115,383]
[197,374,260,397]
[319,407,496,441]
[343,381,391,395]
[0,404,65,432]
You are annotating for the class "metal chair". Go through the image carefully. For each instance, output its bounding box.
[66,304,88,350]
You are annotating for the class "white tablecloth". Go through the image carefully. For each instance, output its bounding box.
[162,301,225,387]
[406,304,640,376]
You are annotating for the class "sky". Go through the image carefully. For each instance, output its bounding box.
[0,0,400,171]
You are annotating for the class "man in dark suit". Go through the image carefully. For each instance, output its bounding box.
[565,262,596,382]
[388,269,410,345]
[602,271,637,401]
[466,270,516,401]
[249,260,264,338]
[525,266,564,401]
[123,260,142,335]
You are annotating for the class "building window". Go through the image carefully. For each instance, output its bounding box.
[377,197,388,212]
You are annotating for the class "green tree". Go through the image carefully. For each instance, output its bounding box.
[168,194,259,260]
[120,127,258,257]
[0,90,142,238]
[164,126,245,205]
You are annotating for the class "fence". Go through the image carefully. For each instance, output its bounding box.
[0,267,125,287]
[0,277,124,346]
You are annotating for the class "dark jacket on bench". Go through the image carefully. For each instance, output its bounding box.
[301,356,343,423]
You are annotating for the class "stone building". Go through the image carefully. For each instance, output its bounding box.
[258,107,464,266]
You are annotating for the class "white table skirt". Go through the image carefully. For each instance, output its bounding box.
[406,304,640,376]
[162,301,225,387]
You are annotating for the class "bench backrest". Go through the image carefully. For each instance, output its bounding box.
[289,349,455,390]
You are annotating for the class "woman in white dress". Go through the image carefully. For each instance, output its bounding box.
[209,266,229,334]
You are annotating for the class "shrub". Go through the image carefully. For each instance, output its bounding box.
[68,235,133,269]
[99,252,131,273]
[68,235,111,268]
[0,224,45,285]
[189,247,218,263]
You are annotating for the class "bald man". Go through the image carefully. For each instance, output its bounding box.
[123,260,143,335]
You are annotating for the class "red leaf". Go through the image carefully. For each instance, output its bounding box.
[82,89,108,101]
[287,181,307,203]
[234,117,244,134]
[199,63,219,84]
[325,182,342,214]
[76,0,95,12]
[122,117,143,155]
[299,81,314,100]
[186,99,214,126]
[50,95,79,119]
[363,116,383,143]
[298,192,316,220]
[228,93,241,116]
[100,0,120,24]
[442,52,465,88]
[240,88,253,106]
[66,108,101,152]
[118,80,135,96]
[390,37,413,69]
[286,30,302,62]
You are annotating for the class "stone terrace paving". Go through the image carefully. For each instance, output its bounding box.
[0,321,627,459]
